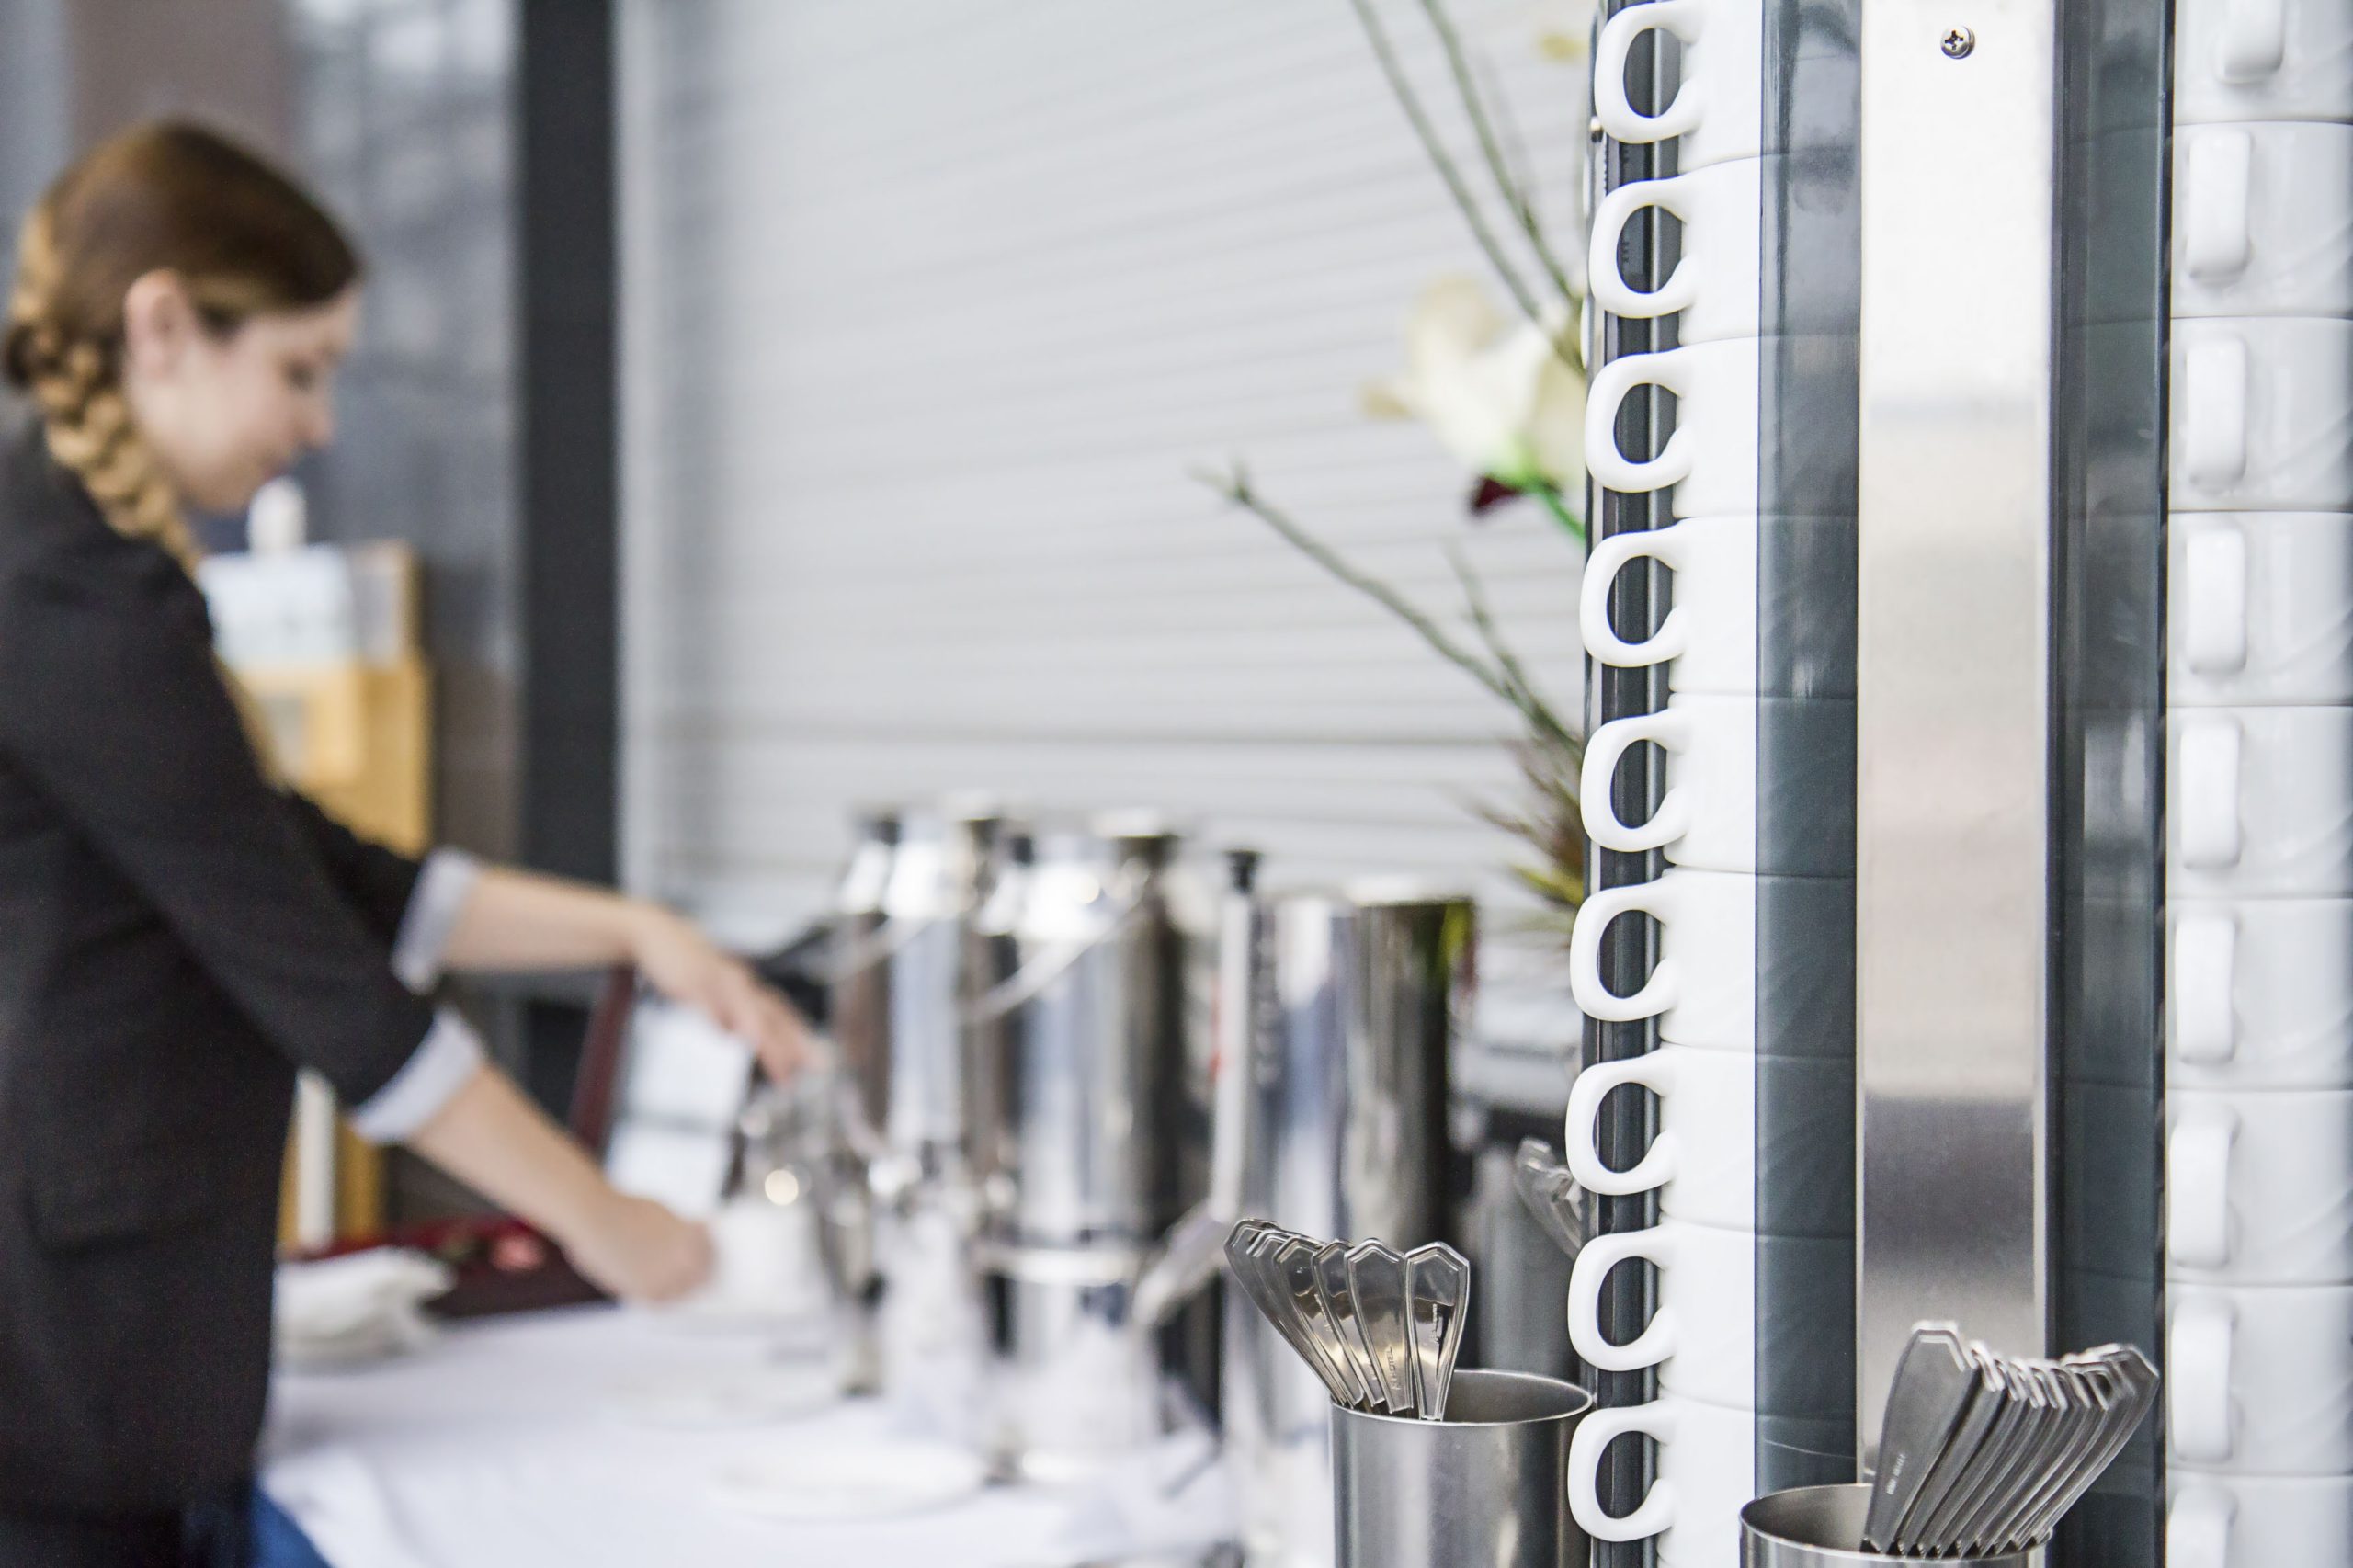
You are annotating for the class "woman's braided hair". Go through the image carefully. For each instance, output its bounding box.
[4,121,360,573]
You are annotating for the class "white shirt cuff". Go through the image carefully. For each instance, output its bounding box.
[347,1008,486,1144]
[392,848,483,992]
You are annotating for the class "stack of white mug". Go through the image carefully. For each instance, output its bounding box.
[2165,4,2353,1564]
[1561,2,1777,1564]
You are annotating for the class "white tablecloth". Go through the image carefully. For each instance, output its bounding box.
[261,1305,1233,1568]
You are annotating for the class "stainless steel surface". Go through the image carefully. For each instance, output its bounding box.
[1219,879,1472,1568]
[879,803,1003,1156]
[961,815,1219,1476]
[966,817,1191,1247]
[1317,1243,1386,1412]
[827,808,901,1139]
[1742,1484,2031,1567]
[1332,1370,1592,1568]
[1903,1353,2002,1550]
[978,1241,1187,1482]
[1279,1234,1369,1409]
[1855,0,2058,1465]
[1511,1139,1588,1260]
[1848,1336,2157,1556]
[1403,1244,1470,1421]
[1860,1324,1974,1550]
[1345,1243,1416,1417]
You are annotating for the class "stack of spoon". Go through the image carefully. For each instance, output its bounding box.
[1222,1220,1470,1421]
[1862,1324,2160,1557]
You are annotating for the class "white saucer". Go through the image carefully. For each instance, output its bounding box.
[607,1362,839,1429]
[709,1439,988,1520]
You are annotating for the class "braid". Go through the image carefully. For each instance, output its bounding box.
[11,324,202,574]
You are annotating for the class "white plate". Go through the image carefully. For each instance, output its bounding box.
[607,1362,838,1429]
[709,1439,988,1520]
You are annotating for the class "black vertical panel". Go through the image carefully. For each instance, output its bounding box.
[517,0,618,1108]
[2052,1,2172,1562]
[1753,0,1861,1497]
[1587,11,1672,1566]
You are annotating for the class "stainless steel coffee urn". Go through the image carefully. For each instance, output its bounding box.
[1218,857,1475,1568]
[826,801,1002,1408]
[963,814,1211,1479]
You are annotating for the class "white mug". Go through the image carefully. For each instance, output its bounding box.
[2168,709,2353,897]
[2169,899,2353,1088]
[2168,1281,2353,1472]
[708,1193,825,1314]
[1567,1218,1752,1408]
[1570,869,1756,1049]
[2176,0,2353,125]
[1592,0,1765,173]
[2170,318,2353,513]
[2170,513,2353,706]
[1586,339,1763,517]
[2167,1088,2353,1283]
[1565,1045,1753,1230]
[1582,516,1759,694]
[2168,1471,2353,1568]
[1567,1392,1756,1558]
[2174,124,2353,318]
[1587,161,1764,345]
[1582,694,1755,870]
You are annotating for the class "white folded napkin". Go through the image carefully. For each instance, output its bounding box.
[275,1248,453,1369]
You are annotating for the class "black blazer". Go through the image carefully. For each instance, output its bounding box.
[0,418,439,1511]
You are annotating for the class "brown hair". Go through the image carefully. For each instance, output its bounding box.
[3,121,361,570]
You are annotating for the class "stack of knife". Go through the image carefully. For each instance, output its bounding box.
[1862,1324,2160,1557]
[1222,1220,1471,1421]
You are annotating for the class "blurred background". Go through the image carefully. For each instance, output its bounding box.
[0,0,1585,1210]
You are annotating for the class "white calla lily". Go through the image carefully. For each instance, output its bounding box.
[1533,0,1602,61]
[1364,276,1586,500]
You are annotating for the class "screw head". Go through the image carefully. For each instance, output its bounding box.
[1942,26,1976,58]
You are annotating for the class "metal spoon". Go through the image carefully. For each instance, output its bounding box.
[1404,1242,1471,1420]
[1345,1241,1417,1415]
[1512,1139,1587,1258]
[1314,1241,1387,1410]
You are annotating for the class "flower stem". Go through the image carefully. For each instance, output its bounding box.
[1412,0,1585,336]
[1529,482,1587,547]
[1344,0,1547,332]
[1196,462,1538,726]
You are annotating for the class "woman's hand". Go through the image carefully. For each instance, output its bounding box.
[563,1189,715,1303]
[630,904,814,1083]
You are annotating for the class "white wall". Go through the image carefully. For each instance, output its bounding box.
[617,0,1588,976]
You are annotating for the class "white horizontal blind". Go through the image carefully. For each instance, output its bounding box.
[618,0,1588,957]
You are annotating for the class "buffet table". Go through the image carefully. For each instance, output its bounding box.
[261,1305,1233,1568]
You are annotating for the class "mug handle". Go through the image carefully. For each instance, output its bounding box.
[2167,1108,2237,1270]
[1585,350,1698,497]
[2183,131,2254,284]
[1564,1055,1678,1197]
[1581,710,1693,852]
[2168,1297,2236,1464]
[1593,1,1705,144]
[2177,716,2244,871]
[1569,882,1681,1023]
[2167,1484,2236,1568]
[1567,1401,1677,1542]
[1588,177,1700,322]
[1567,1228,1677,1372]
[2171,914,2238,1066]
[2183,525,2250,676]
[1581,528,1691,669]
[2184,335,2250,491]
[2218,0,2288,83]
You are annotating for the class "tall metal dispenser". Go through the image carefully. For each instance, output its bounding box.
[962,815,1210,1479]
[1218,853,1475,1568]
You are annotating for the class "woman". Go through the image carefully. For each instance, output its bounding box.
[0,124,809,1562]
